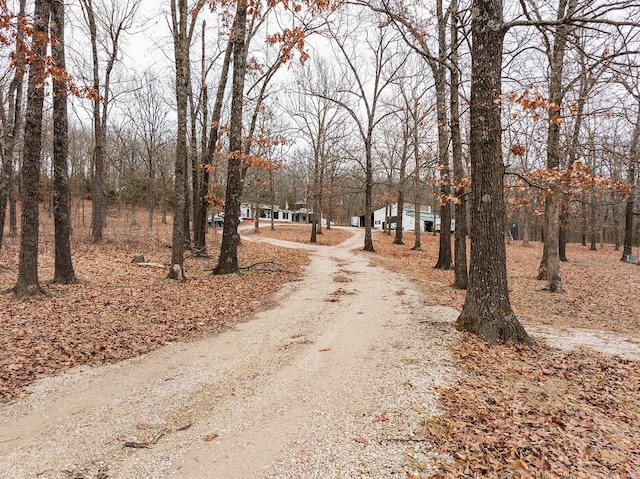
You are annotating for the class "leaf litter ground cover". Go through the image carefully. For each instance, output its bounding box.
[0,218,309,402]
[372,231,640,478]
[244,223,353,246]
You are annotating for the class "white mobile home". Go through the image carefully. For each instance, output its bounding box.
[240,203,326,225]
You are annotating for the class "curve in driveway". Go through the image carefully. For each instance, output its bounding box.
[0,228,458,478]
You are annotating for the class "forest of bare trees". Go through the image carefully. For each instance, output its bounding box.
[0,0,639,343]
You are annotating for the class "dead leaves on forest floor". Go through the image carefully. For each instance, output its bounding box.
[0,229,309,402]
[371,231,640,478]
[371,231,640,335]
[423,335,640,478]
[244,223,353,246]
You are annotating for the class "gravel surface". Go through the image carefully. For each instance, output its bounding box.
[0,228,459,478]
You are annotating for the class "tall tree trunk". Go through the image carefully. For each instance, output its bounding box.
[183,151,191,247]
[521,204,531,246]
[451,0,467,289]
[411,105,422,251]
[269,166,275,231]
[622,103,639,260]
[537,0,576,291]
[561,45,587,262]
[214,0,248,274]
[195,36,233,253]
[393,125,409,245]
[393,189,404,244]
[613,203,620,250]
[147,168,155,230]
[82,0,106,243]
[581,201,587,246]
[559,206,568,262]
[363,132,375,252]
[188,29,203,248]
[317,158,324,235]
[192,22,207,248]
[13,0,49,297]
[433,0,452,270]
[590,201,597,250]
[548,191,563,292]
[253,200,260,233]
[601,206,608,248]
[455,0,531,344]
[51,0,77,284]
[0,0,27,251]
[9,182,17,236]
[310,146,320,243]
[168,0,190,280]
[385,202,391,235]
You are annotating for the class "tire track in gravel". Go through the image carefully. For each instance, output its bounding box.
[0,228,459,479]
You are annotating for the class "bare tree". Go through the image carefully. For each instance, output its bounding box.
[289,56,345,243]
[454,0,532,344]
[450,0,467,289]
[529,0,579,293]
[321,10,405,252]
[620,79,640,260]
[79,0,140,243]
[214,2,309,273]
[127,71,171,231]
[213,0,249,274]
[168,0,202,279]
[0,0,26,251]
[193,28,233,253]
[360,0,454,265]
[13,0,50,297]
[51,0,77,284]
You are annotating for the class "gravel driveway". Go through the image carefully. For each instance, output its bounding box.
[0,229,459,478]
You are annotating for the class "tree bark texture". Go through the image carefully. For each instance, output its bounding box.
[393,121,409,245]
[310,151,319,243]
[363,133,375,252]
[214,0,248,274]
[168,0,190,280]
[81,0,106,243]
[195,37,233,253]
[51,0,77,284]
[411,107,422,251]
[450,0,467,289]
[537,0,576,290]
[0,0,26,251]
[14,0,49,297]
[622,103,639,260]
[434,0,452,270]
[393,189,404,245]
[455,0,531,344]
[559,209,568,262]
[590,202,597,250]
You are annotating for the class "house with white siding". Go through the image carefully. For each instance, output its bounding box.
[370,203,454,233]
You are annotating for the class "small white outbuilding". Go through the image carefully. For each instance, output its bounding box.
[372,203,454,233]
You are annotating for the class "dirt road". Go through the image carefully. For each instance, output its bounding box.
[0,229,458,478]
